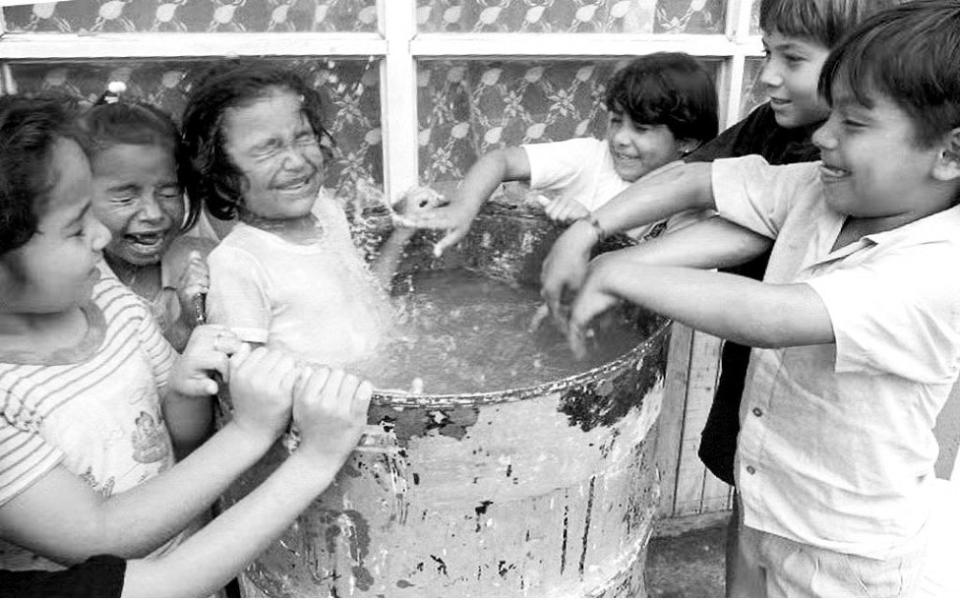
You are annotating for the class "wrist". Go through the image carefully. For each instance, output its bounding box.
[582,212,608,242]
[220,419,282,456]
[284,447,346,485]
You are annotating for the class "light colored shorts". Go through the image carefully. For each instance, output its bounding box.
[732,504,927,597]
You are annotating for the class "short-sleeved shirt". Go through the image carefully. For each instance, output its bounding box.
[687,103,823,486]
[713,155,960,558]
[0,270,179,571]
[206,195,393,366]
[523,137,706,238]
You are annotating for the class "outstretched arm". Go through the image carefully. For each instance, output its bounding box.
[568,254,833,357]
[0,346,297,565]
[395,147,532,256]
[122,367,372,598]
[540,161,715,318]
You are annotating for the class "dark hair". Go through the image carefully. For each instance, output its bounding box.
[818,0,960,148]
[760,0,901,49]
[78,100,195,229]
[0,95,86,255]
[604,52,718,145]
[181,60,333,221]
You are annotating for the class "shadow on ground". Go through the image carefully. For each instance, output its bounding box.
[645,523,726,597]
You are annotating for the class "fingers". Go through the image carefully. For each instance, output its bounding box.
[567,322,588,360]
[434,226,466,257]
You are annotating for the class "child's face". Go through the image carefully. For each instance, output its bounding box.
[223,89,325,221]
[91,143,183,267]
[760,30,831,129]
[2,139,111,313]
[606,111,686,182]
[813,83,951,220]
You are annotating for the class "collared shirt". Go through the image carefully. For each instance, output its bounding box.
[713,155,960,559]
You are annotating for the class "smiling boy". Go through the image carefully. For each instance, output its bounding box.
[567,1,960,595]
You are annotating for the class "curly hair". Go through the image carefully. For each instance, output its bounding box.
[180,60,333,221]
[604,52,718,146]
[1,94,86,255]
[77,100,195,229]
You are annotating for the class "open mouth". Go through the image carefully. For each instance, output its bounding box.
[124,231,168,255]
[819,162,850,180]
[613,151,641,164]
[275,174,316,193]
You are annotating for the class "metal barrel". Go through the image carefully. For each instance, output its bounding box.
[221,207,669,597]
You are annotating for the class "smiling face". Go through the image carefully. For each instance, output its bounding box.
[3,138,111,313]
[222,88,325,221]
[760,30,831,129]
[606,110,687,182]
[90,143,183,267]
[813,83,952,224]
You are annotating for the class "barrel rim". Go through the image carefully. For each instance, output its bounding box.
[370,316,671,407]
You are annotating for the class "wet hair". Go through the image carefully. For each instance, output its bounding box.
[818,0,960,148]
[180,60,334,221]
[77,99,194,229]
[604,52,719,146]
[0,94,86,255]
[760,0,901,49]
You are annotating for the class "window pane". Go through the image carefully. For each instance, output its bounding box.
[8,57,383,195]
[417,58,721,183]
[417,0,726,34]
[3,0,378,33]
[740,56,765,119]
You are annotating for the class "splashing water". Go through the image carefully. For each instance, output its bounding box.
[348,268,645,395]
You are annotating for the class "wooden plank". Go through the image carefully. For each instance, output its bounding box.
[672,330,723,516]
[655,323,695,517]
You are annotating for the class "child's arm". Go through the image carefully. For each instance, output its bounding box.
[160,325,233,456]
[120,367,372,597]
[394,147,532,256]
[370,226,415,290]
[568,254,833,358]
[0,345,298,565]
[541,161,715,317]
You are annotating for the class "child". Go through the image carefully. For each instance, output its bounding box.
[79,95,212,351]
[408,52,718,251]
[1,357,374,597]
[0,94,307,576]
[182,62,424,368]
[567,1,960,594]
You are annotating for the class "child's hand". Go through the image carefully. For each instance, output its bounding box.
[567,255,622,359]
[392,186,448,230]
[292,367,373,466]
[536,193,590,224]
[227,345,299,443]
[170,325,241,396]
[176,251,210,326]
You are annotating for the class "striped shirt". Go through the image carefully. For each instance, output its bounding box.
[0,268,178,570]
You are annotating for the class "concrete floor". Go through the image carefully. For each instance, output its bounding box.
[645,523,726,598]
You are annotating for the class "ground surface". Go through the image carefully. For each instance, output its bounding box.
[645,523,726,598]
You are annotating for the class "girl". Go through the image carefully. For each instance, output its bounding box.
[0,94,306,576]
[79,93,213,351]
[182,63,432,368]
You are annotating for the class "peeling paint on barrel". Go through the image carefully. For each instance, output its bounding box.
[220,206,669,597]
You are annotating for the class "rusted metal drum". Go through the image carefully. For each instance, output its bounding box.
[222,205,669,597]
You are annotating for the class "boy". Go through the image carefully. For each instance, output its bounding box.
[408,52,718,250]
[568,1,960,595]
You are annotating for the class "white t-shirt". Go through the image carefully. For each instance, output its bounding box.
[523,137,706,238]
[206,195,393,367]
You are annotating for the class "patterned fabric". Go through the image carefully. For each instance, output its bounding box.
[7,58,383,200]
[417,0,726,34]
[416,58,720,184]
[2,0,378,33]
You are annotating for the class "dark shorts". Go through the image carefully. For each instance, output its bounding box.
[0,555,126,598]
